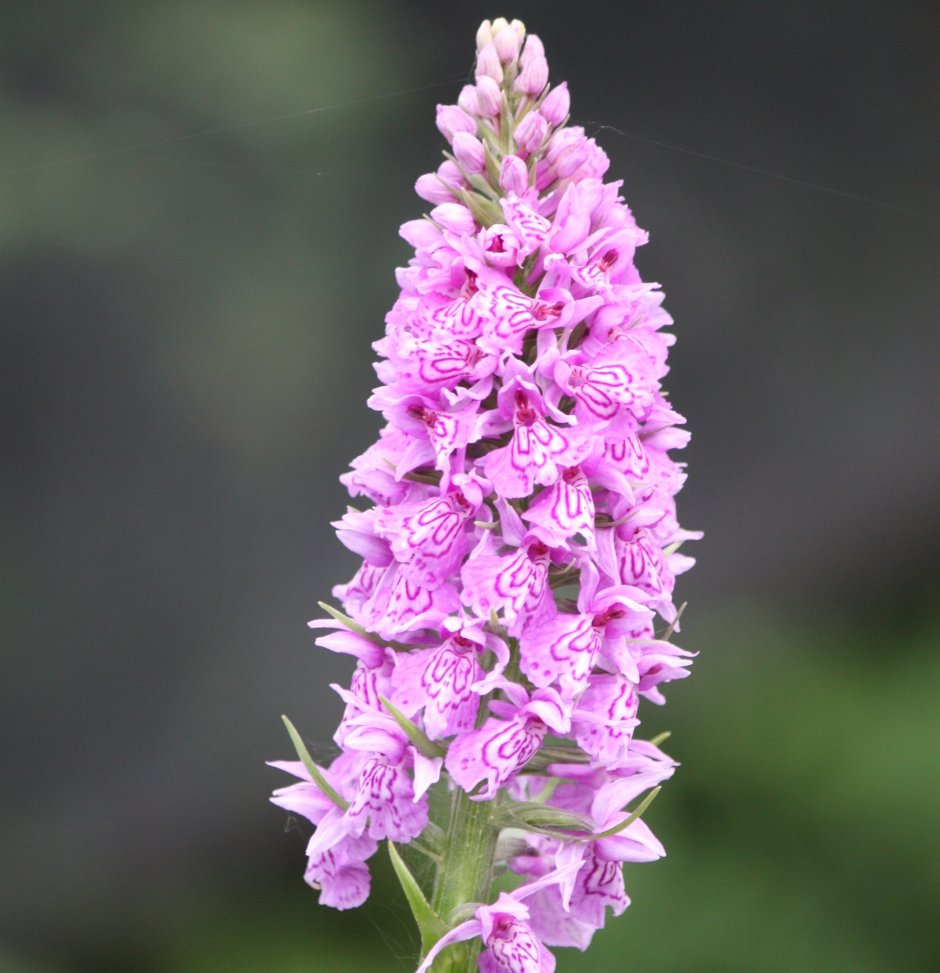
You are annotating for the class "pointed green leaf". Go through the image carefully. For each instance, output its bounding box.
[316,602,412,652]
[457,188,502,227]
[467,172,499,200]
[479,124,501,154]
[499,90,513,152]
[443,151,499,202]
[483,139,502,186]
[387,841,446,953]
[575,786,662,842]
[661,603,686,642]
[281,715,348,810]
[379,696,446,759]
[317,601,383,644]
[497,801,593,834]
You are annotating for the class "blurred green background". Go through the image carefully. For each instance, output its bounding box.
[2,2,938,971]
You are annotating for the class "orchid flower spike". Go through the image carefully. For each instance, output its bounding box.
[273,18,700,971]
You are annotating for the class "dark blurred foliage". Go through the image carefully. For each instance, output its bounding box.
[1,1,938,971]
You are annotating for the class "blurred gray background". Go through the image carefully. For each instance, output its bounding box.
[2,2,938,971]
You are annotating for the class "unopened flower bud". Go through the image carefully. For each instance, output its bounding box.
[493,20,523,62]
[475,42,503,83]
[499,155,528,196]
[546,127,588,178]
[416,159,467,204]
[437,159,466,189]
[399,218,442,250]
[475,76,502,118]
[476,19,493,51]
[457,84,478,116]
[520,33,544,67]
[415,172,455,204]
[453,131,486,174]
[436,104,476,143]
[514,54,549,96]
[540,82,570,125]
[553,145,588,180]
[513,111,548,155]
[430,202,477,235]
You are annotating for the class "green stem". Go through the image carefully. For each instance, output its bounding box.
[429,787,500,972]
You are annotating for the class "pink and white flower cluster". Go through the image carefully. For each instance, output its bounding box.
[273,17,698,970]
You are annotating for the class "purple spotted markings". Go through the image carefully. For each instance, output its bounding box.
[271,16,699,972]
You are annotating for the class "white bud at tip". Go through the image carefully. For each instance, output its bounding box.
[493,19,524,62]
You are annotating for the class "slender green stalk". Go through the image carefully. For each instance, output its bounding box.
[429,787,500,972]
